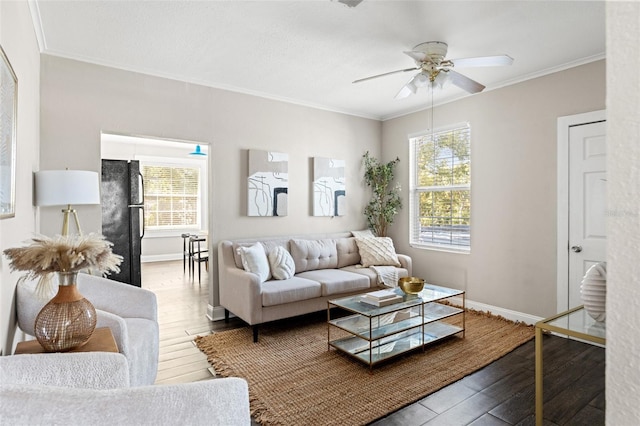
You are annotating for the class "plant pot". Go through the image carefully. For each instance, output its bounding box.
[34,271,97,352]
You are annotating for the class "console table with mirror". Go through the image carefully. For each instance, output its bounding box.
[535,305,606,426]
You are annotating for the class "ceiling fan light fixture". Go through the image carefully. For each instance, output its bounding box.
[337,0,364,7]
[414,73,430,88]
[434,72,450,89]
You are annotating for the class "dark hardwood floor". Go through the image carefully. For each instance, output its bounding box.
[371,335,604,426]
[142,260,605,425]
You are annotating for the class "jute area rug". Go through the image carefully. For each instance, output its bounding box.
[195,309,534,426]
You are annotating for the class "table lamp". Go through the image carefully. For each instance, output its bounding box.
[34,170,101,236]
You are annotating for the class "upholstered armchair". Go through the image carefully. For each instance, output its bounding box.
[0,353,251,425]
[16,273,159,386]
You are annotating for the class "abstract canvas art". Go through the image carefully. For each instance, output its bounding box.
[248,150,288,216]
[313,157,345,217]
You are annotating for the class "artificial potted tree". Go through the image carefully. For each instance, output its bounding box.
[362,151,402,237]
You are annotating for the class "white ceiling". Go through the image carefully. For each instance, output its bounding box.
[30,1,605,120]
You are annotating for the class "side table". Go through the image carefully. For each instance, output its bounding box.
[534,305,605,426]
[14,327,119,354]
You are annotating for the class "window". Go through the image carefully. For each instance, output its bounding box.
[410,123,471,251]
[141,163,201,230]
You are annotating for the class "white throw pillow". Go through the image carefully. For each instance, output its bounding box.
[268,246,296,280]
[237,243,271,282]
[355,237,401,268]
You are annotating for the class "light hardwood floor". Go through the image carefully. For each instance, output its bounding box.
[142,260,242,385]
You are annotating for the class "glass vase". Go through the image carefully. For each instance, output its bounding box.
[34,271,97,352]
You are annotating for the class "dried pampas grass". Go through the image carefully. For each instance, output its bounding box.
[3,233,123,298]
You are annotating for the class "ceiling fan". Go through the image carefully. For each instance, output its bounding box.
[353,41,514,99]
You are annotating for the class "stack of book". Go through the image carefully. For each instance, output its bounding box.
[361,289,403,307]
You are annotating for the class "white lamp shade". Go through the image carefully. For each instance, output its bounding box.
[35,170,101,207]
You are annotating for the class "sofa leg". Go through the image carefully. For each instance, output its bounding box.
[224,309,230,323]
[253,325,259,343]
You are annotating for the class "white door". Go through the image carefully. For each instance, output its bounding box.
[568,121,607,309]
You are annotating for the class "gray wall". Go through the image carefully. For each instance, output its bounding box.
[39,55,381,310]
[0,1,40,354]
[382,60,606,319]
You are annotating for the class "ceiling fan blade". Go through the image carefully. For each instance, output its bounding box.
[403,50,427,62]
[394,74,419,99]
[353,67,418,84]
[394,84,415,100]
[447,70,485,94]
[451,55,514,68]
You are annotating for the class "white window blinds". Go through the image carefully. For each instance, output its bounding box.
[142,164,200,229]
[410,123,471,251]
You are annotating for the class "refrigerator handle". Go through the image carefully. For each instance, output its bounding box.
[128,173,145,239]
[138,172,145,239]
[139,206,145,240]
[138,172,145,205]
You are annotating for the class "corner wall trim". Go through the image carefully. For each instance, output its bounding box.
[448,297,542,325]
[208,304,228,322]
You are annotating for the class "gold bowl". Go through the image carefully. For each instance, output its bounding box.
[398,277,425,295]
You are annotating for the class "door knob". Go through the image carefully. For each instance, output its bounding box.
[571,245,583,253]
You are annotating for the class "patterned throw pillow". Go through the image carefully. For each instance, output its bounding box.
[236,243,271,282]
[268,246,296,280]
[355,237,401,268]
[351,229,376,239]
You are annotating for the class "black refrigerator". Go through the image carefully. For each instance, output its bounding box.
[101,159,144,287]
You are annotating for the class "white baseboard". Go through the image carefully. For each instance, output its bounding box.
[141,253,182,263]
[448,297,543,325]
[208,304,228,322]
[206,299,542,326]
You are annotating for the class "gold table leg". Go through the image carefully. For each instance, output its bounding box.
[535,326,543,426]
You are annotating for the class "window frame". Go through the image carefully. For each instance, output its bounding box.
[136,155,208,236]
[409,122,471,254]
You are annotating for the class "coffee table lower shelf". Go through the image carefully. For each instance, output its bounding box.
[329,321,463,366]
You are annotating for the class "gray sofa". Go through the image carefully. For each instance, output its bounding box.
[0,352,250,425]
[218,232,412,341]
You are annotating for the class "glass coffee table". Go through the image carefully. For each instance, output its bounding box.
[327,284,465,369]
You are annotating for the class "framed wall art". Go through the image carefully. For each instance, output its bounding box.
[0,45,17,219]
[313,157,345,217]
[247,149,289,216]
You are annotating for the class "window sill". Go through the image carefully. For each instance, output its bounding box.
[144,229,207,239]
[410,243,470,255]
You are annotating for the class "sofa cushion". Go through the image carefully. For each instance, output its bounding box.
[268,246,295,280]
[296,269,370,296]
[232,239,289,269]
[290,239,338,273]
[237,243,271,282]
[336,237,361,268]
[261,277,322,307]
[355,237,401,267]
